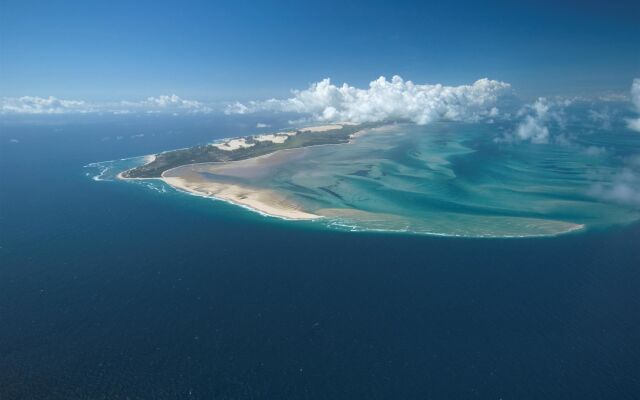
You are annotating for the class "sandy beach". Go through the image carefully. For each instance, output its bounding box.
[212,138,255,151]
[119,124,372,219]
[159,147,322,220]
[161,174,320,220]
[298,124,343,132]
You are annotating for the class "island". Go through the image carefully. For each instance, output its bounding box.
[106,120,605,236]
[119,123,373,220]
[122,124,368,178]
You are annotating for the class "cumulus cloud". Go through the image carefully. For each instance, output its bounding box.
[514,99,551,144]
[1,94,212,115]
[226,76,511,125]
[627,78,640,132]
[256,122,271,128]
[120,94,212,113]
[590,155,640,207]
[1,96,91,114]
[588,109,612,130]
[499,84,638,145]
[560,81,640,206]
[143,94,206,110]
[497,97,572,144]
[629,118,640,132]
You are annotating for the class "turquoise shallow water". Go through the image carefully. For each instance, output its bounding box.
[91,122,640,238]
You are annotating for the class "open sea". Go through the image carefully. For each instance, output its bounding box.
[1,115,639,399]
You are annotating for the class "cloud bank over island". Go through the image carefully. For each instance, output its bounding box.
[226,76,511,124]
[2,77,638,135]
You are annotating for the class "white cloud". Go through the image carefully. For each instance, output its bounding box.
[629,118,640,132]
[226,76,511,125]
[627,78,640,132]
[588,109,612,130]
[143,94,206,110]
[515,102,551,144]
[120,94,212,113]
[1,96,91,114]
[592,178,640,206]
[589,155,640,207]
[256,122,271,128]
[226,102,248,114]
[631,79,640,110]
[1,94,212,115]
[590,168,640,207]
[587,81,640,206]
[497,97,571,144]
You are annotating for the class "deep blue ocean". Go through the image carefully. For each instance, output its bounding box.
[1,115,639,399]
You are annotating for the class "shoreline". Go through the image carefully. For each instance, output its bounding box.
[116,154,157,180]
[160,175,321,221]
[114,126,381,220]
[118,156,321,221]
[108,123,587,238]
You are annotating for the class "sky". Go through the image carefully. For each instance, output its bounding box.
[1,0,638,103]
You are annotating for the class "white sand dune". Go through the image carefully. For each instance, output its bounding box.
[212,138,255,151]
[209,124,354,152]
[254,134,289,143]
[299,124,343,132]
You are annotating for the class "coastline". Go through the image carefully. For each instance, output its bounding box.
[115,125,379,220]
[109,123,589,237]
[117,152,321,220]
[116,154,157,180]
[160,175,321,220]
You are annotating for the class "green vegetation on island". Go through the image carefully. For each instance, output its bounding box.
[122,124,368,178]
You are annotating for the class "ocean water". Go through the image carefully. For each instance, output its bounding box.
[1,115,639,399]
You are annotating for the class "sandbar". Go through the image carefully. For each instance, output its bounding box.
[161,168,320,220]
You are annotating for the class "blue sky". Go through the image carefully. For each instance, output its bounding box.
[1,0,638,101]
